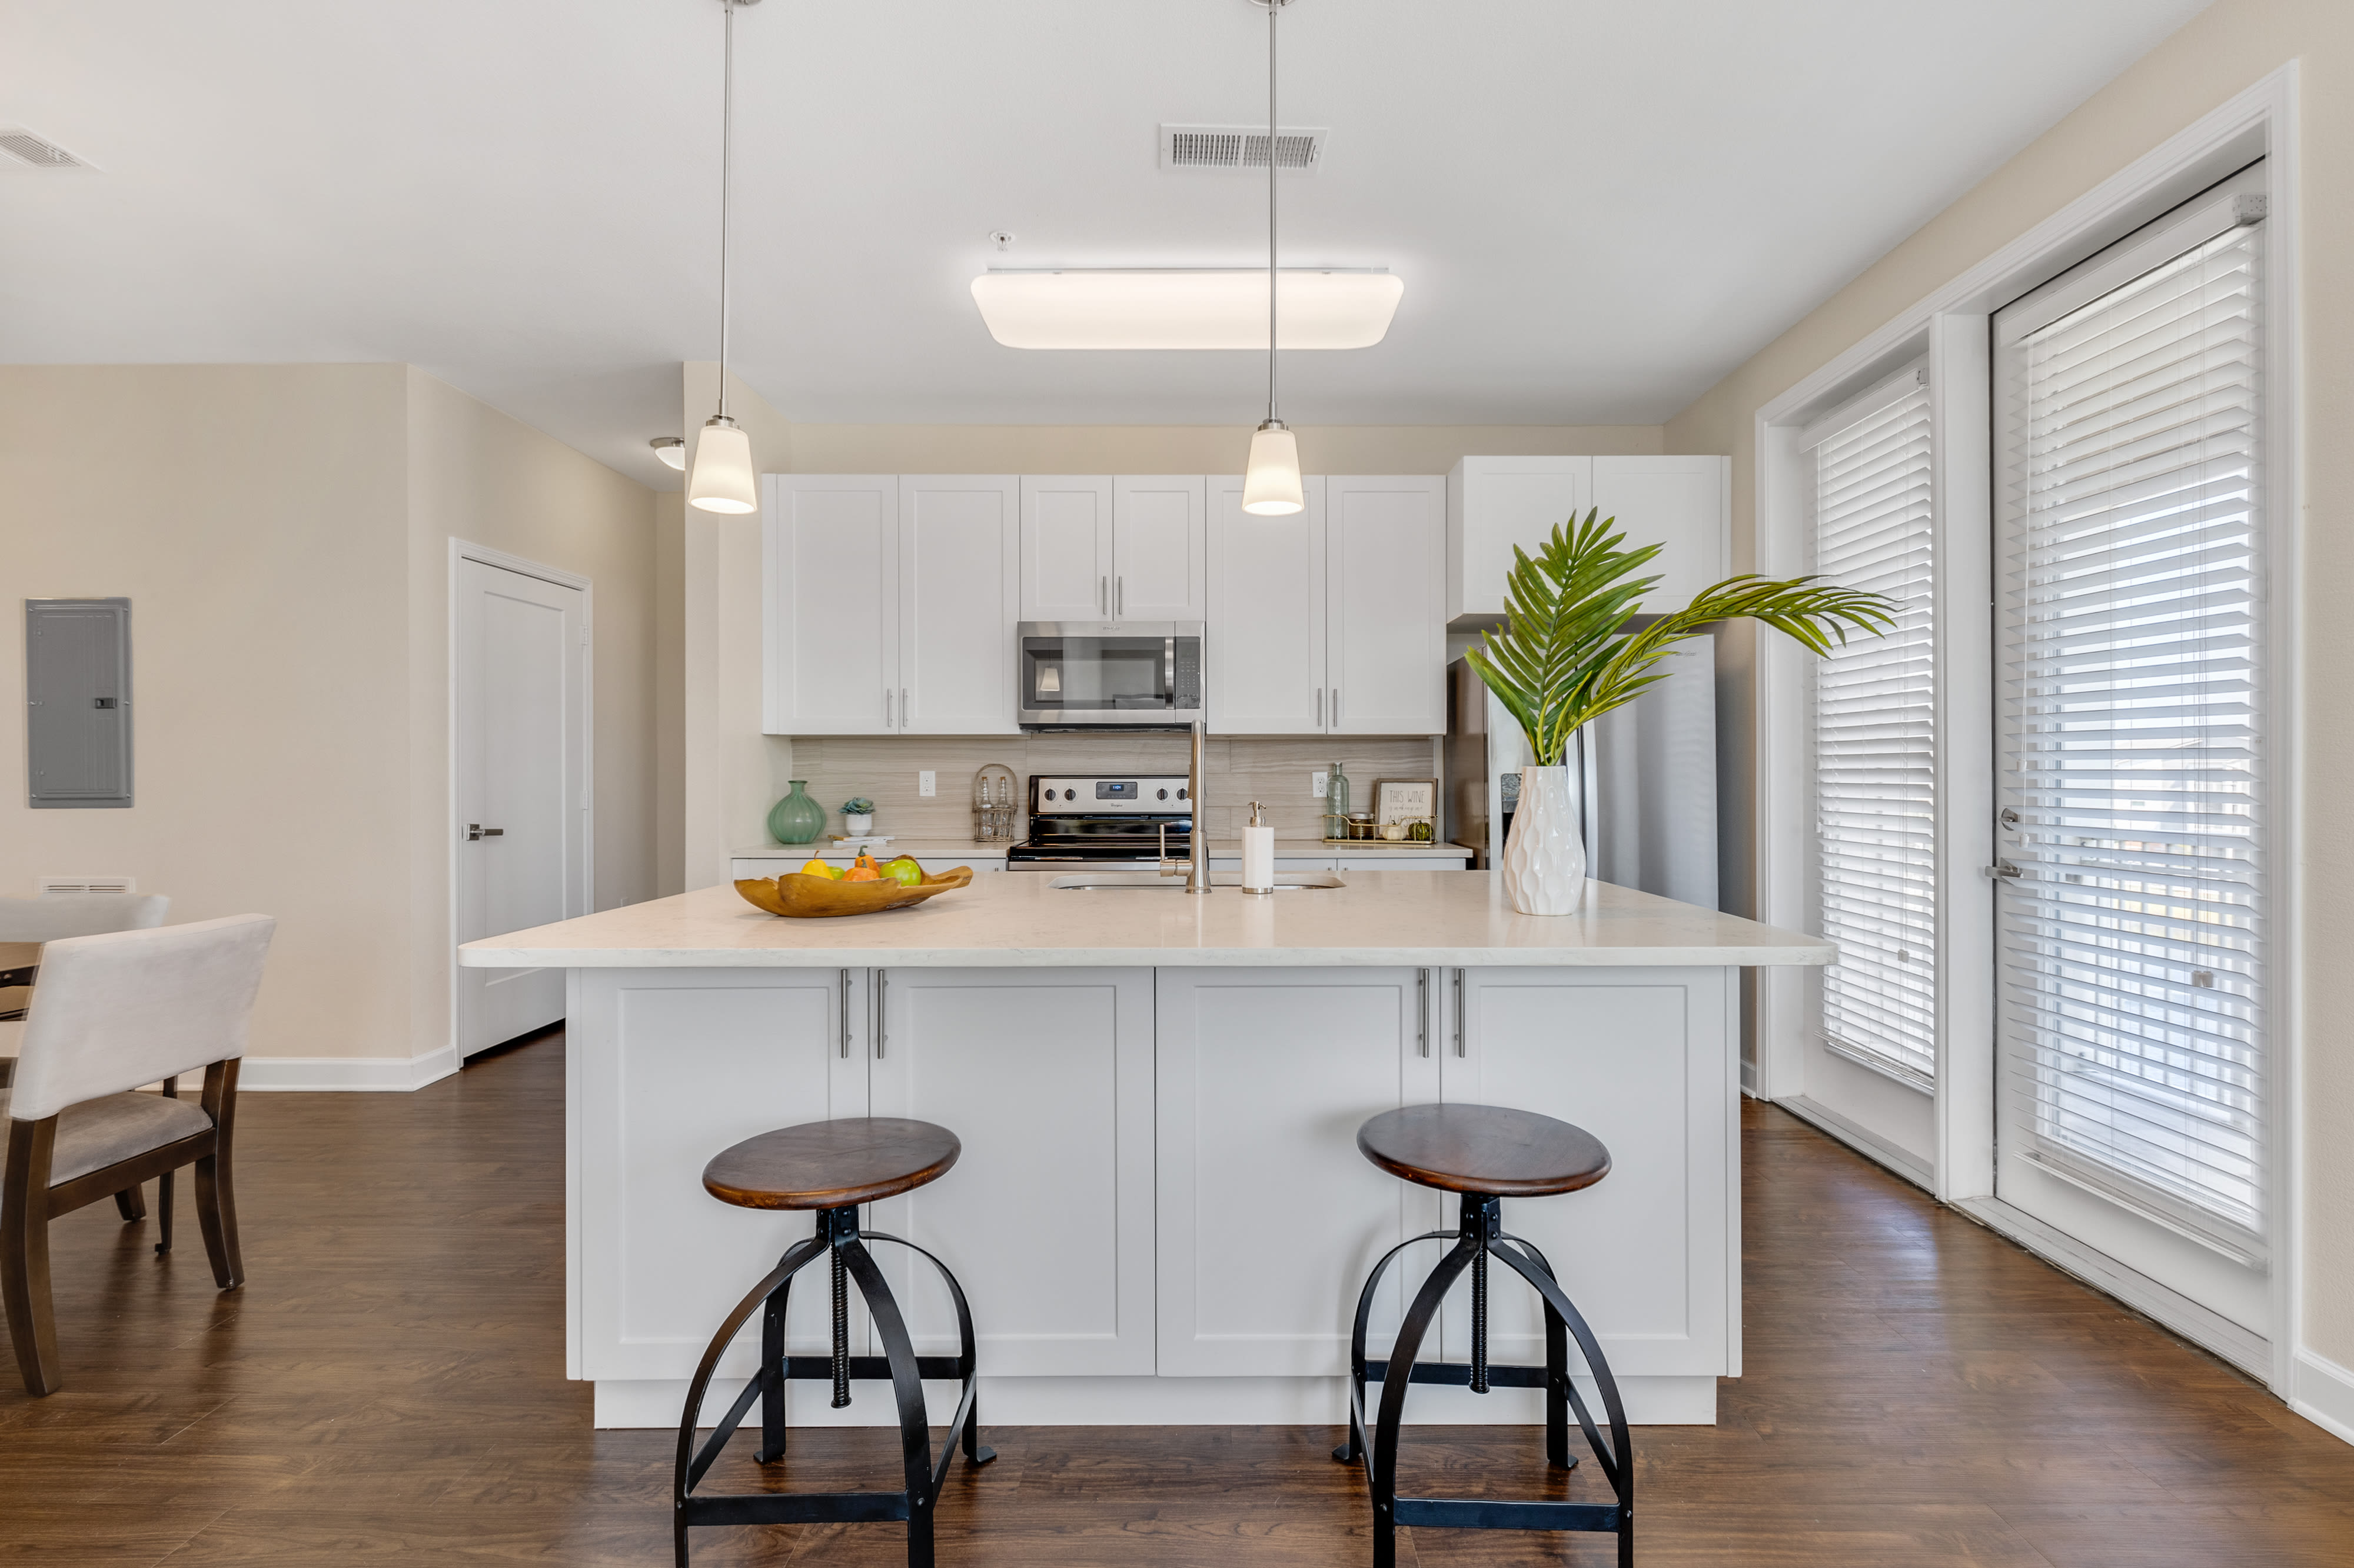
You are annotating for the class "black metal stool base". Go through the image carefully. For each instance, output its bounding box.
[1334,1193,1634,1567]
[674,1205,996,1568]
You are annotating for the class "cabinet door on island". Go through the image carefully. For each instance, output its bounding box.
[1155,967,1445,1376]
[866,967,1156,1377]
[571,968,873,1383]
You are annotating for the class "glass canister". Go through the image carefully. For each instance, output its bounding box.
[766,780,827,845]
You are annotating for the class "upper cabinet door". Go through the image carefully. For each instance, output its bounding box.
[765,474,899,735]
[1110,475,1208,622]
[1327,475,1447,735]
[1206,475,1326,734]
[1446,456,1594,625]
[899,476,1020,735]
[1589,456,1730,611]
[1018,476,1113,622]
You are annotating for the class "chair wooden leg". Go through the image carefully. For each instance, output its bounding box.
[154,1170,175,1256]
[113,1185,146,1223]
[2,1117,62,1395]
[195,1061,243,1290]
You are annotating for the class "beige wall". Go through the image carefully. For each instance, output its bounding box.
[1658,0,2354,1368]
[0,365,657,1069]
[669,363,1664,881]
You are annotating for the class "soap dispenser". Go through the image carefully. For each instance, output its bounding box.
[1241,801,1276,895]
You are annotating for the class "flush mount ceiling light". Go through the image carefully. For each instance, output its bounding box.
[1241,0,1304,517]
[686,0,759,515]
[650,437,688,471]
[969,268,1402,351]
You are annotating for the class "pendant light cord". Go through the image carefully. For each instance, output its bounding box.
[717,0,736,420]
[1265,0,1279,425]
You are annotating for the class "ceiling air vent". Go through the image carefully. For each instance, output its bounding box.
[1161,123,1327,175]
[0,128,93,171]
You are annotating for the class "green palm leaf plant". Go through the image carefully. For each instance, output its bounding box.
[1466,510,1899,768]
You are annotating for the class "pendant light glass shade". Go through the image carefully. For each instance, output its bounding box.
[687,416,757,514]
[1242,422,1304,515]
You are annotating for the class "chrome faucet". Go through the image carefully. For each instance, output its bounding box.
[1158,719,1213,894]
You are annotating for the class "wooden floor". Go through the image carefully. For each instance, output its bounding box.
[4,1034,2352,1565]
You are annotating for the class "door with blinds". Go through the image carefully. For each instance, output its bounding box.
[1990,167,2271,1337]
[1800,362,1939,1168]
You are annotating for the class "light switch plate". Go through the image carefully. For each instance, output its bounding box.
[1312,771,1328,798]
[919,770,936,797]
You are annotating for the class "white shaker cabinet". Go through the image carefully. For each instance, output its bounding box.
[1589,456,1731,610]
[1155,966,1444,1376]
[1446,457,1592,625]
[1435,966,1735,1382]
[1206,475,1327,733]
[897,476,1020,735]
[763,474,900,734]
[1326,475,1447,735]
[571,967,873,1383]
[1110,475,1208,622]
[1208,474,1447,735]
[867,967,1157,1377]
[1018,476,1113,621]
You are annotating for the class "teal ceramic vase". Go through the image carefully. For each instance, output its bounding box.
[767,781,826,845]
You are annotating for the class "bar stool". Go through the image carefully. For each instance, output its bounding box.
[1334,1103,1634,1567]
[674,1117,995,1568]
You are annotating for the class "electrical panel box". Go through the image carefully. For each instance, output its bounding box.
[26,597,132,808]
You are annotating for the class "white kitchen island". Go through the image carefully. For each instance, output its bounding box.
[460,870,1830,1430]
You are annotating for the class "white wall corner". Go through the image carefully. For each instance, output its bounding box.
[241,1046,459,1093]
[2291,1349,2354,1448]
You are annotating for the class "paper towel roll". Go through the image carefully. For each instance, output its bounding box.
[1241,823,1276,893]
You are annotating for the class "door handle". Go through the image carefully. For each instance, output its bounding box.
[1984,860,2022,881]
[467,824,504,841]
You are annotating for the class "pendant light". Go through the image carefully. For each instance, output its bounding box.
[688,0,759,514]
[1241,0,1304,517]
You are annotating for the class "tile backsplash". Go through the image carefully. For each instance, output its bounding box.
[777,734,1443,843]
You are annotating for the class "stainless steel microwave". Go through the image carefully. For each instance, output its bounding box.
[1016,622,1203,730]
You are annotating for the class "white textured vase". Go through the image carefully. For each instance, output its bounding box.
[1502,764,1587,915]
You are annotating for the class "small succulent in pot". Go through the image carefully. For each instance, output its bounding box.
[840,796,876,835]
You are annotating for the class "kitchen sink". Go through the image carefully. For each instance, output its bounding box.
[1047,872,1346,891]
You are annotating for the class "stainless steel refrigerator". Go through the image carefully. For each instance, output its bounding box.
[1444,640,1718,908]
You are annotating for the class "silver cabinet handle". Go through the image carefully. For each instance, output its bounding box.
[840,968,851,1058]
[1453,968,1466,1056]
[1316,688,1323,726]
[885,687,892,726]
[899,688,909,730]
[1100,576,1108,615]
[876,970,887,1059]
[1417,968,1429,1057]
[1333,687,1342,725]
[1117,575,1125,615]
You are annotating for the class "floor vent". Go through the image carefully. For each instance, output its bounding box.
[0,128,92,171]
[38,875,136,894]
[1161,123,1326,174]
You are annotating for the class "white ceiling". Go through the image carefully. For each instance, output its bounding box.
[1,0,2210,489]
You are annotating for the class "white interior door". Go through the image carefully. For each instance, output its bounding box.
[455,554,588,1057]
[1989,171,2273,1344]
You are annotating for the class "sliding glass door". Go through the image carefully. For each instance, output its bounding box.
[1990,167,2272,1333]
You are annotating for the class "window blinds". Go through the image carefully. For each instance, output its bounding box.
[1997,218,2266,1254]
[1810,371,1937,1088]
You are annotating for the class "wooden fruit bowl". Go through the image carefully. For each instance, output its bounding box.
[733,863,975,918]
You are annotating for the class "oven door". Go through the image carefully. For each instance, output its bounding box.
[1018,621,1203,729]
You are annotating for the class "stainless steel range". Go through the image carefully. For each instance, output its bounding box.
[1005,773,1193,868]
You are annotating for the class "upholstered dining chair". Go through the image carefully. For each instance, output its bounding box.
[0,914,274,1394]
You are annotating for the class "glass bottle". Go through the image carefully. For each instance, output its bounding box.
[1324,761,1351,841]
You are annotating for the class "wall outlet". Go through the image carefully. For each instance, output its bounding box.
[919,770,937,798]
[1312,771,1328,798]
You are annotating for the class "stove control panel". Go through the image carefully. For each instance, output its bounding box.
[1029,775,1192,815]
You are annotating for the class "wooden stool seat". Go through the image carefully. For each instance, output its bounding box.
[1355,1103,1610,1197]
[702,1117,959,1210]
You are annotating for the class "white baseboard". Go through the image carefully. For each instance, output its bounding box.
[1771,1093,1934,1190]
[2290,1349,2354,1446]
[1953,1196,2270,1380]
[594,1373,1720,1430]
[239,1046,460,1093]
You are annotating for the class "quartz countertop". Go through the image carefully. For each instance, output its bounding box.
[730,838,1471,860]
[461,871,1831,970]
